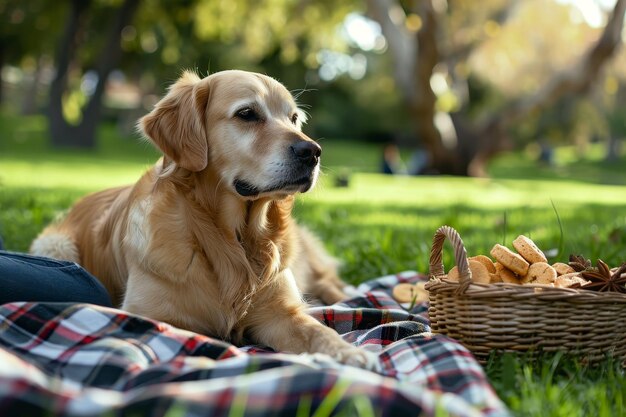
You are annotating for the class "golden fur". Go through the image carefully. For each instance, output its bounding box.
[31,70,377,369]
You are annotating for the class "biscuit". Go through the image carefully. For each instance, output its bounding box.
[392,283,428,303]
[469,255,496,274]
[495,262,521,284]
[490,244,530,276]
[554,273,589,288]
[447,266,460,281]
[552,262,575,276]
[468,260,491,284]
[489,273,503,283]
[519,271,534,284]
[446,261,490,284]
[524,262,557,284]
[512,235,547,264]
[412,289,429,304]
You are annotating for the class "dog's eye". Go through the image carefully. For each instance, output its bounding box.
[236,108,260,122]
[291,113,298,125]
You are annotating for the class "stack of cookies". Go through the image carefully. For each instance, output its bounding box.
[446,235,589,288]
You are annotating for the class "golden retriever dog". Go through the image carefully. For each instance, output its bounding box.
[31,70,378,369]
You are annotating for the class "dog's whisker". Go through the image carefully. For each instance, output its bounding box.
[291,87,317,101]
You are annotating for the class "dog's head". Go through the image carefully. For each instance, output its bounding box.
[140,70,320,200]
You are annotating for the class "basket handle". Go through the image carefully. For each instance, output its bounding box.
[429,225,472,294]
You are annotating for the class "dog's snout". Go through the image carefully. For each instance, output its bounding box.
[290,141,321,167]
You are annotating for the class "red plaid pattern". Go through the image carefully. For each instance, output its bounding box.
[0,272,510,417]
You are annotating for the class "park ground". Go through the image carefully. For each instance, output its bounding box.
[1,112,625,417]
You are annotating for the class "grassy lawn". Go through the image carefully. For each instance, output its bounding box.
[1,112,626,416]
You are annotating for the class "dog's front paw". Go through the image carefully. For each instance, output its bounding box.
[335,347,381,372]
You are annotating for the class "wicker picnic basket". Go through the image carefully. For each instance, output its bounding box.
[424,225,626,365]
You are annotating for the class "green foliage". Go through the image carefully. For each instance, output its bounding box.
[0,0,65,63]
[191,0,357,65]
[5,0,626,155]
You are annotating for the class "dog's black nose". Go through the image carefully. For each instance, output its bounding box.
[290,141,321,167]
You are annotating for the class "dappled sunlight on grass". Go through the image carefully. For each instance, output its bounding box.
[297,172,626,284]
[297,174,626,283]
[295,197,626,283]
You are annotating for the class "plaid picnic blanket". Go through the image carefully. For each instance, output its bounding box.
[0,271,510,417]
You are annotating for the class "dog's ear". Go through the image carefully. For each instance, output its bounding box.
[140,71,211,172]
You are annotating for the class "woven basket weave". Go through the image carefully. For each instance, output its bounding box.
[424,225,626,364]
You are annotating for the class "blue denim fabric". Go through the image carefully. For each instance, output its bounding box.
[0,251,113,307]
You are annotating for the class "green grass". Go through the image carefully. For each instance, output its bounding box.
[1,112,626,416]
[489,144,626,185]
[489,352,626,417]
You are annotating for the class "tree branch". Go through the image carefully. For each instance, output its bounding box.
[365,0,416,102]
[493,0,626,129]
[468,0,626,176]
[414,0,439,112]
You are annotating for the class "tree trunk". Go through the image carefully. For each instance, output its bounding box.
[21,56,44,115]
[48,0,140,148]
[48,0,90,147]
[606,136,621,162]
[0,39,5,104]
[411,1,466,174]
[78,0,140,145]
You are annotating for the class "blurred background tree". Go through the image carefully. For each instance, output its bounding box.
[48,0,140,148]
[1,0,625,176]
[367,0,625,175]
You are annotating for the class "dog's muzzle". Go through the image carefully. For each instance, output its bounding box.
[234,140,321,198]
